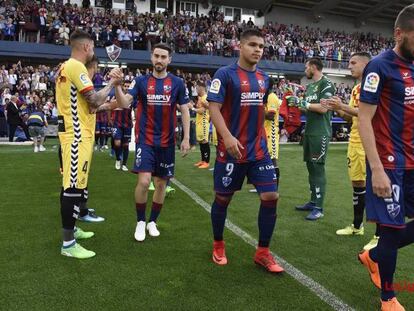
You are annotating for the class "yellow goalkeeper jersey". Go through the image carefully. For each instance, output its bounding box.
[264,92,281,159]
[56,58,95,144]
[349,83,361,145]
[195,94,209,127]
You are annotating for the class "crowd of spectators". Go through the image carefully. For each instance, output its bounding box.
[0,0,394,66]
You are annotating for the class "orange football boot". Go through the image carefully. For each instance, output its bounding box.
[212,240,227,265]
[194,161,203,167]
[198,162,210,169]
[358,250,381,289]
[254,247,284,273]
[381,297,405,311]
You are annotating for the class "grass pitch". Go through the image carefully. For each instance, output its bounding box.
[1,141,414,310]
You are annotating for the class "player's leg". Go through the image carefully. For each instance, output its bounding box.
[248,157,284,273]
[94,123,101,150]
[296,135,316,211]
[146,176,168,237]
[337,144,365,235]
[199,139,210,169]
[113,127,122,170]
[121,127,131,171]
[99,124,106,149]
[195,123,204,166]
[134,171,152,242]
[211,161,245,265]
[60,140,95,259]
[304,135,329,220]
[78,187,105,223]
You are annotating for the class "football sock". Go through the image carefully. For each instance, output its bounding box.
[61,189,82,241]
[62,239,75,248]
[115,145,122,161]
[99,134,105,148]
[258,199,277,247]
[211,195,231,241]
[306,161,316,203]
[95,133,100,146]
[149,202,163,222]
[122,145,129,165]
[199,143,205,161]
[308,162,326,208]
[353,186,366,229]
[369,226,401,301]
[398,221,414,248]
[203,142,210,163]
[135,202,146,222]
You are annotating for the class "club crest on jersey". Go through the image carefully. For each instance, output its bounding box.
[209,79,221,94]
[222,176,232,187]
[164,85,172,93]
[386,202,401,219]
[258,79,265,89]
[363,72,380,93]
[135,157,142,167]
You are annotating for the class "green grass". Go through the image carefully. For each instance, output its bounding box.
[1,140,414,310]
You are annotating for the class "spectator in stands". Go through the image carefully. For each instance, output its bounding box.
[6,95,30,142]
[3,17,15,41]
[58,22,70,45]
[117,25,132,49]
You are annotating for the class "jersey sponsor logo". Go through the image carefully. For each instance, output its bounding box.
[128,79,136,90]
[147,94,171,106]
[209,79,221,94]
[363,72,380,93]
[79,73,90,86]
[240,92,265,106]
[403,72,412,80]
[404,87,414,104]
[305,94,318,102]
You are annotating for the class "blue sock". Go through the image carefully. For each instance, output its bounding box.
[149,202,163,222]
[211,196,230,241]
[372,226,402,301]
[135,202,146,222]
[258,199,277,247]
[122,145,129,165]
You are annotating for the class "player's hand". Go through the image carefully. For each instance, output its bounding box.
[371,167,392,198]
[223,135,244,160]
[108,68,123,85]
[180,138,190,157]
[324,96,341,111]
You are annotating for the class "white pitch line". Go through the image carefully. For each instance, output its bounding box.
[171,178,355,311]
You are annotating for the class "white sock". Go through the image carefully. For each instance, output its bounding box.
[63,239,75,248]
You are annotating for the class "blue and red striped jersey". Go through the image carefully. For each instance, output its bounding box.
[207,63,270,163]
[360,49,414,169]
[128,73,189,147]
[111,108,132,128]
[96,110,109,123]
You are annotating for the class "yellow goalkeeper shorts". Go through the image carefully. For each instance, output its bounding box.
[347,143,366,182]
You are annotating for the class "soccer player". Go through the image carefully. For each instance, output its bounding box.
[193,81,210,169]
[288,58,335,220]
[324,53,380,250]
[56,30,122,259]
[111,88,132,172]
[358,5,414,310]
[114,43,190,242]
[207,29,283,273]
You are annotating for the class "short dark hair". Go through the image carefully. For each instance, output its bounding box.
[395,4,414,31]
[240,29,263,41]
[70,30,93,45]
[306,57,323,71]
[350,52,371,60]
[151,43,172,55]
[85,55,99,69]
[268,77,275,90]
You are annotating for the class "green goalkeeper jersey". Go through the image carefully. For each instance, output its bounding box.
[304,76,336,136]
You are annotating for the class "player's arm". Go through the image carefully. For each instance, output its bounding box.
[265,94,279,120]
[114,85,134,108]
[95,97,118,112]
[180,103,190,144]
[359,101,391,197]
[178,80,191,156]
[80,68,122,109]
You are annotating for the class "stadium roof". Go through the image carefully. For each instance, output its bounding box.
[206,0,412,26]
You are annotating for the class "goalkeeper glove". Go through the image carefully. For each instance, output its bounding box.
[298,99,310,110]
[286,95,300,107]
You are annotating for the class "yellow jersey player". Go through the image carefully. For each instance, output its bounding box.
[323,52,379,250]
[193,81,210,169]
[56,30,122,259]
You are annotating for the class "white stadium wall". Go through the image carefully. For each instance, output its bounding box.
[265,6,393,37]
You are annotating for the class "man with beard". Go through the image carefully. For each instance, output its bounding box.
[114,43,191,242]
[288,58,335,220]
[357,4,414,310]
[56,30,122,259]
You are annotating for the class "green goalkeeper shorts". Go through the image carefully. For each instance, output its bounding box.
[303,135,329,163]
